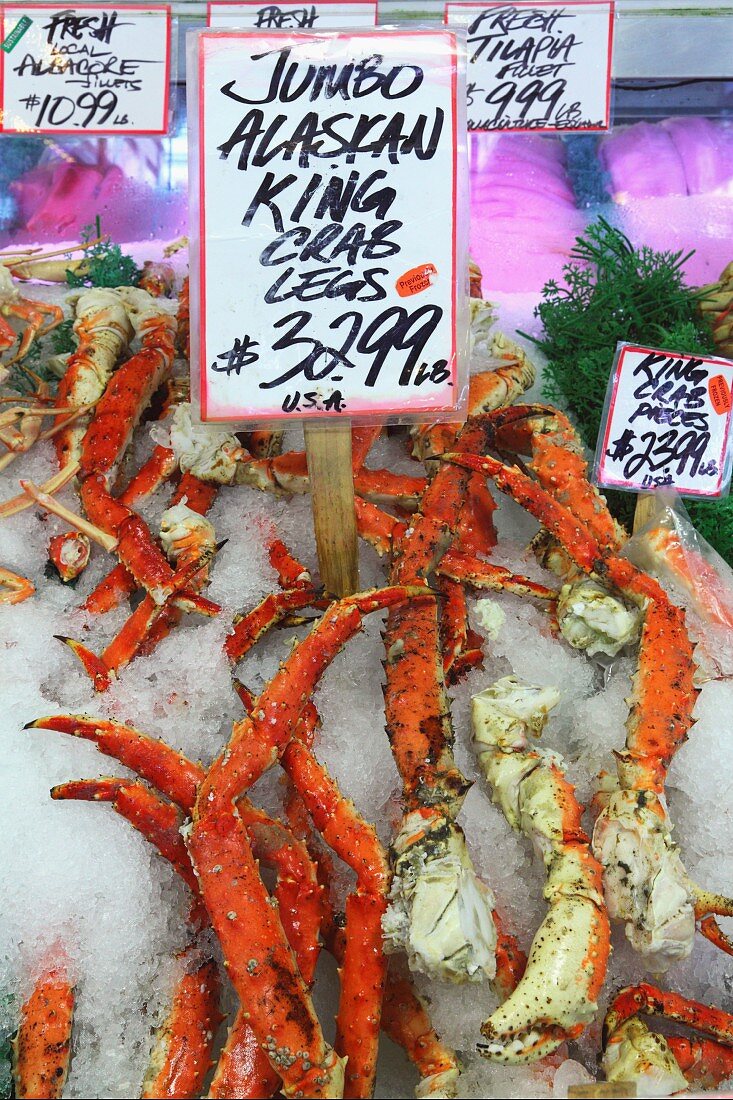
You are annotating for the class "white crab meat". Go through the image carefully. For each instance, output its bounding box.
[382,809,497,983]
[471,678,608,1063]
[162,402,242,484]
[592,784,695,971]
[602,1018,688,1097]
[472,675,560,754]
[469,298,497,349]
[159,501,216,564]
[557,578,641,657]
[474,598,505,640]
[415,1066,460,1100]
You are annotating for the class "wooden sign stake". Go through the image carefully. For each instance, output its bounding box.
[568,1083,637,1099]
[304,420,359,597]
[633,491,657,534]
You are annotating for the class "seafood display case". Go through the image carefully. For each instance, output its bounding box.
[1,2,733,1099]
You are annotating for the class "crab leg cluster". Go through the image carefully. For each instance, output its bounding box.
[443,447,733,970]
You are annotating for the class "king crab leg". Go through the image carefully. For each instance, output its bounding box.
[0,266,63,367]
[140,956,222,1100]
[382,355,536,986]
[12,968,74,1100]
[471,676,610,1063]
[49,289,178,582]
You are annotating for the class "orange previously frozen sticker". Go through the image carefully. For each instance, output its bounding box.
[396,263,437,298]
[709,373,732,415]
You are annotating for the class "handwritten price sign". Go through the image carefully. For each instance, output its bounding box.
[0,5,171,134]
[445,1,614,132]
[207,2,378,29]
[192,30,466,423]
[596,345,733,498]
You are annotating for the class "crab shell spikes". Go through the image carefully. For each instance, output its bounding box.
[382,807,498,984]
[471,677,610,1064]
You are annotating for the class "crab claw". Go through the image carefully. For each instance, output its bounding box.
[54,636,112,692]
[48,533,91,583]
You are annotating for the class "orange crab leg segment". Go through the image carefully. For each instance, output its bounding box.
[606,982,733,1045]
[12,969,74,1100]
[0,566,34,604]
[667,1035,733,1089]
[51,778,204,921]
[140,958,222,1100]
[224,587,323,666]
[26,715,203,810]
[437,547,556,601]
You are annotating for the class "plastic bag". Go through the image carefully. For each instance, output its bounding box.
[625,491,733,682]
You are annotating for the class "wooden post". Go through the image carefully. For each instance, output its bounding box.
[633,491,657,534]
[304,420,359,597]
[568,1083,637,1099]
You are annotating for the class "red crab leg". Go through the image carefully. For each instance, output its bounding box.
[350,425,382,469]
[59,544,220,691]
[12,969,74,1100]
[436,575,468,676]
[267,537,312,589]
[140,957,221,1100]
[668,1035,733,1089]
[118,445,178,506]
[188,586,422,1098]
[53,293,131,473]
[437,547,557,601]
[224,587,323,667]
[84,471,216,615]
[0,566,35,604]
[80,309,176,484]
[485,404,626,549]
[280,736,389,1098]
[79,475,194,605]
[52,778,205,924]
[606,982,733,1048]
[354,497,407,557]
[26,715,203,809]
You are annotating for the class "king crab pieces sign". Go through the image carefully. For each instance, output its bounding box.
[595,344,733,498]
[190,29,467,423]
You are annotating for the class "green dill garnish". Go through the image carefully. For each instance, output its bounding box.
[65,217,140,289]
[49,318,76,355]
[525,218,733,561]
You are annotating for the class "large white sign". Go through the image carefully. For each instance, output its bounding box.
[192,30,465,423]
[0,4,171,134]
[596,344,733,498]
[208,2,378,30]
[445,1,614,132]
